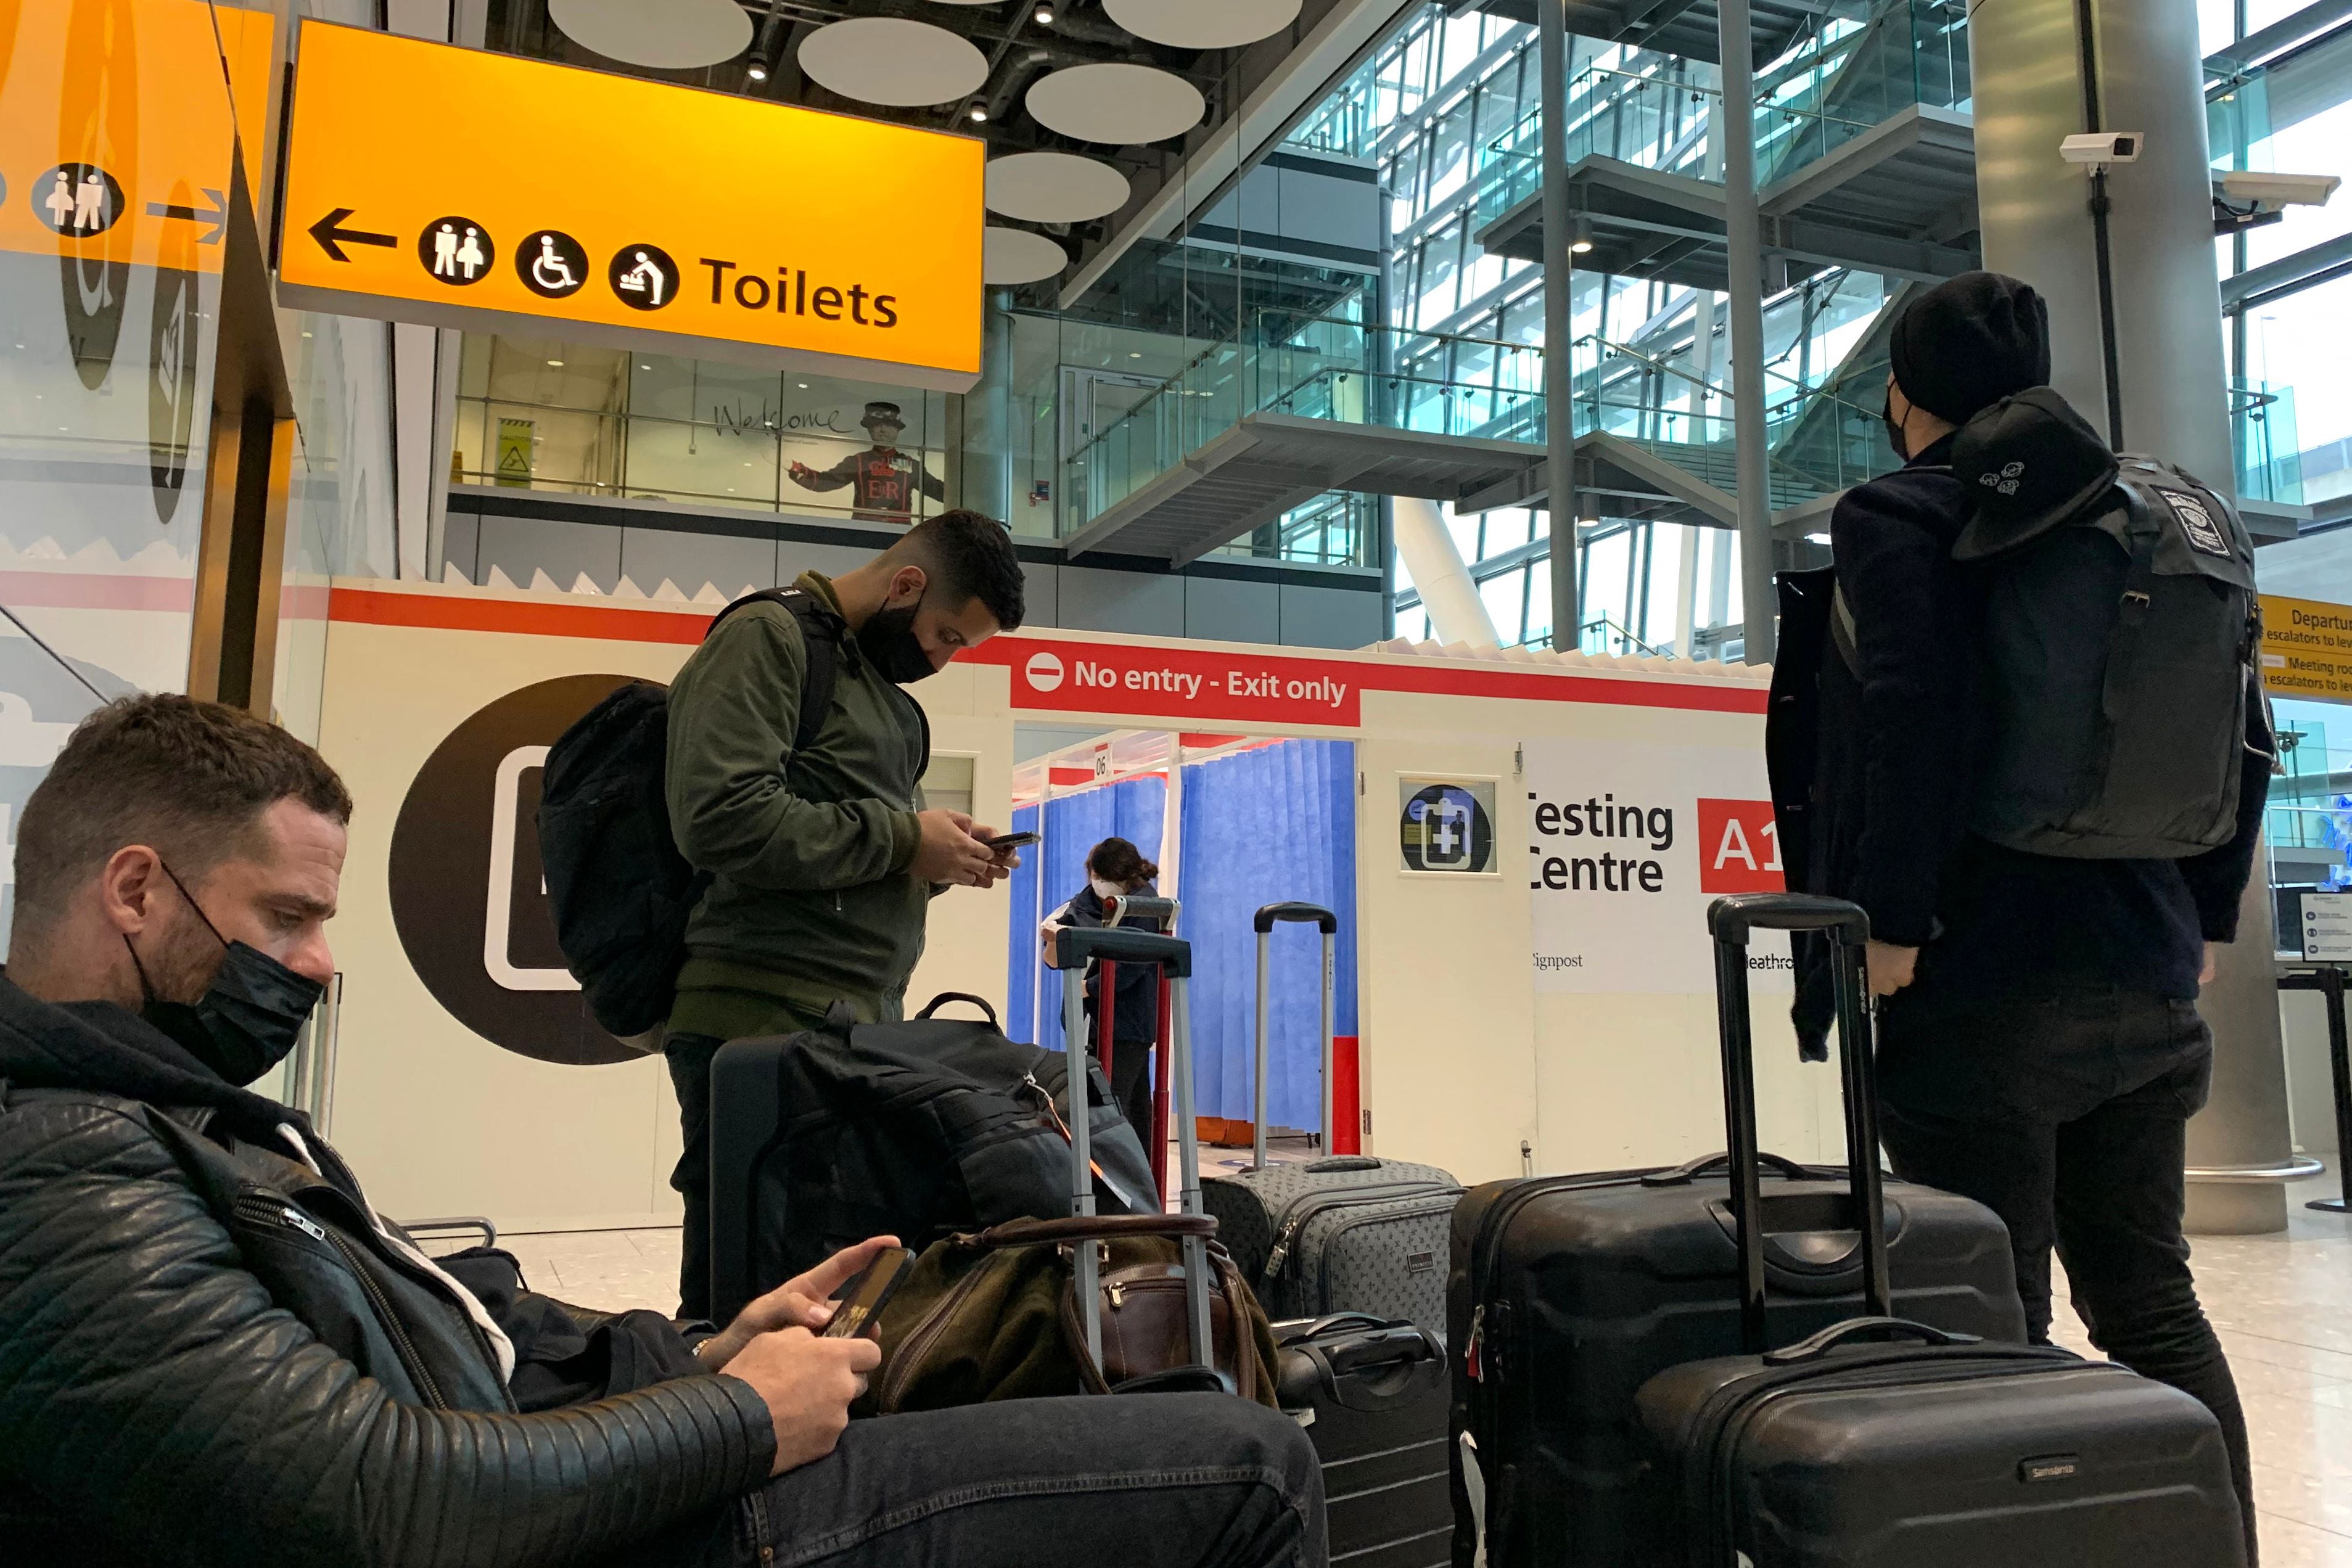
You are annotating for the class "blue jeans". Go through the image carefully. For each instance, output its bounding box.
[689,1394,1325,1567]
[1875,983,2256,1564]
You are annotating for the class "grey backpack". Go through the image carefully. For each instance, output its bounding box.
[1834,388,2263,859]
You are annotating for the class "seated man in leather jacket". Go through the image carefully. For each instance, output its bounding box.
[0,694,1324,1568]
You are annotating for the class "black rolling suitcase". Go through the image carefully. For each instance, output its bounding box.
[1632,894,2246,1567]
[1204,903,1463,1331]
[1447,893,2029,1568]
[1276,1315,1452,1568]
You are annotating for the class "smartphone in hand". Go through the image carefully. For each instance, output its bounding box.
[982,831,1038,852]
[821,1246,915,1340]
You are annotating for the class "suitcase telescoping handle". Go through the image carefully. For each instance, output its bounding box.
[1054,925,1214,1387]
[1252,902,1339,1172]
[1706,893,1891,1354]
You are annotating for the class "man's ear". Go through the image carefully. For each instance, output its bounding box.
[889,563,928,605]
[98,845,167,937]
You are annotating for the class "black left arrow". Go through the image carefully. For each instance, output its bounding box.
[308,207,397,263]
[146,188,228,245]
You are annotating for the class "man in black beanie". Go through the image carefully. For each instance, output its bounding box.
[1767,269,2263,1561]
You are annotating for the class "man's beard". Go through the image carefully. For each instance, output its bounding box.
[139,908,225,1009]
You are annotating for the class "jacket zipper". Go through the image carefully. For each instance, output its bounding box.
[233,1195,450,1408]
[878,1256,991,1411]
[1261,1181,1460,1279]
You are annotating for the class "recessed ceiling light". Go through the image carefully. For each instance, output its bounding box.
[1034,2,1055,22]
[1129,351,1141,358]
[301,330,314,339]
[798,382,809,388]
[640,363,652,369]
[548,358,565,367]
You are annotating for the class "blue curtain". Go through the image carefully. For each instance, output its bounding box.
[1003,803,1043,1043]
[1178,740,1357,1133]
[1005,777,1167,1051]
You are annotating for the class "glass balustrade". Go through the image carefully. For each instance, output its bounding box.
[1476,0,1970,214]
[2235,378,2305,505]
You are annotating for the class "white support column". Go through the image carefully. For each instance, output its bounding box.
[1392,496,1500,648]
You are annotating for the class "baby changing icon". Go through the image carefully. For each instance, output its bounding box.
[417,215,494,285]
[607,242,678,311]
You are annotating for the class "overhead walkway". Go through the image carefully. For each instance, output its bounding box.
[1472,1,1978,289]
[1057,312,1893,561]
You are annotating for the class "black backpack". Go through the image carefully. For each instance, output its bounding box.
[712,993,1159,1316]
[538,586,842,1042]
[1832,388,2263,859]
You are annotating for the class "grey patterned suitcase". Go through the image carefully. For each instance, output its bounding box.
[1202,903,1462,1332]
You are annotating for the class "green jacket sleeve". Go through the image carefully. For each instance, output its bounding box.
[667,607,921,892]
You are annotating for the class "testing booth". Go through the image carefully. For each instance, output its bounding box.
[304,573,1850,1233]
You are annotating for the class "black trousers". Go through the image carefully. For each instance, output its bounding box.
[1098,1035,1156,1147]
[1875,983,2257,1564]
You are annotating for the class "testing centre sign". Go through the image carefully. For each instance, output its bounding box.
[1524,738,1789,993]
[276,22,984,390]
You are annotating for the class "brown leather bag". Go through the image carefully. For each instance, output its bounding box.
[862,1213,1281,1413]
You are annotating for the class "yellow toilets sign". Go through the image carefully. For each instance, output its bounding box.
[276,22,984,390]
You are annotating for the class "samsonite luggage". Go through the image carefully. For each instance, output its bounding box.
[1447,893,2029,1568]
[707,992,1156,1324]
[1276,1315,1453,1568]
[1632,893,2244,1567]
[1636,1321,2245,1567]
[1204,902,1463,1330]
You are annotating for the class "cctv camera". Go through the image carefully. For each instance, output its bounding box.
[2060,132,2145,171]
[2219,170,2341,210]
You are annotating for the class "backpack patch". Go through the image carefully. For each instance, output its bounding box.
[2159,487,2232,557]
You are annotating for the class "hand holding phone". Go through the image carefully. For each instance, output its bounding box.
[820,1246,915,1340]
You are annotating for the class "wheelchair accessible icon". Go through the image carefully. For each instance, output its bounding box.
[516,229,590,299]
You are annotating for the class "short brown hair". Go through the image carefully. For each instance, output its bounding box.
[11,696,353,946]
[1087,837,1158,887]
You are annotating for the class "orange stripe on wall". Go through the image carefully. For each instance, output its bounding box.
[329,587,712,644]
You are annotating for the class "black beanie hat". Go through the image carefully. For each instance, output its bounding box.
[1888,271,2053,424]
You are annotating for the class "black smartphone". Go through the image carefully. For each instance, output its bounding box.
[820,1246,915,1340]
[983,830,1039,852]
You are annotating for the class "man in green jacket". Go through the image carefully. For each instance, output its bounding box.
[665,508,1026,1316]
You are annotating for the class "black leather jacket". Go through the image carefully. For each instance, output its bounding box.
[0,976,775,1566]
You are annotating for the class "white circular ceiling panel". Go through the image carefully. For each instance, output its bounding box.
[986,152,1130,223]
[984,227,1069,285]
[799,17,987,107]
[549,0,750,68]
[1026,63,1205,145]
[1104,0,1301,49]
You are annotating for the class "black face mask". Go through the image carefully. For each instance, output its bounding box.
[129,864,325,1087]
[1883,387,1910,462]
[857,592,940,685]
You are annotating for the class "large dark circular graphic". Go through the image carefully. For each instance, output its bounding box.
[1399,782,1495,872]
[388,673,639,1065]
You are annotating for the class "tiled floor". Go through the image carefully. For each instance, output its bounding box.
[500,1167,2352,1565]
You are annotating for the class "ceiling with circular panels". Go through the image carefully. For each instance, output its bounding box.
[1026,62,1205,146]
[1102,0,1300,49]
[548,0,749,69]
[985,151,1130,224]
[985,227,1071,285]
[797,17,989,108]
